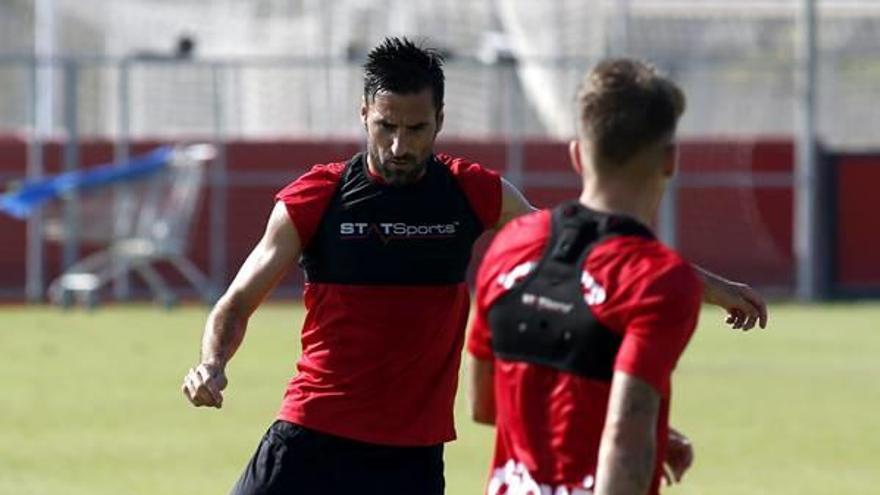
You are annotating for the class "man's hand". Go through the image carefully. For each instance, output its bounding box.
[663,427,694,485]
[182,363,228,408]
[697,268,768,331]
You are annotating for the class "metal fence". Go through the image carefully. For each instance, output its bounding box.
[1,0,879,301]
[0,49,856,302]
[0,52,879,146]
[3,1,880,145]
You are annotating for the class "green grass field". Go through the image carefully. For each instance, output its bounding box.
[2,302,879,494]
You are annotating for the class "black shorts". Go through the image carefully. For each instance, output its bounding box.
[230,420,445,495]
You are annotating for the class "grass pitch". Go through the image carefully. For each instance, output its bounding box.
[1,302,878,494]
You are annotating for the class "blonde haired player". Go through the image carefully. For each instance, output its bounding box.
[468,59,764,495]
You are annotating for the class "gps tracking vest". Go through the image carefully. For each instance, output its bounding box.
[488,201,655,381]
[300,153,484,285]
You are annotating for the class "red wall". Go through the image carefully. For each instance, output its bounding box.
[676,140,795,288]
[0,137,876,299]
[836,155,880,290]
[0,137,28,293]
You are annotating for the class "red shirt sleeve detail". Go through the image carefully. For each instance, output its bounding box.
[274,163,345,248]
[613,259,702,395]
[438,154,502,230]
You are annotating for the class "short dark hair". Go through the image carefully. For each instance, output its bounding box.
[363,37,445,112]
[576,58,686,166]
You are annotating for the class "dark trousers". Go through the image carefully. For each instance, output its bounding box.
[230,420,445,495]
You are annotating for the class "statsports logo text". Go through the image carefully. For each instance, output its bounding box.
[339,221,458,242]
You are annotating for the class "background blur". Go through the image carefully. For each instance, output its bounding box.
[2,2,880,495]
[1,0,879,303]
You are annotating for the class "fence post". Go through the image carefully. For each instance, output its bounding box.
[26,56,45,302]
[27,0,56,301]
[113,58,132,300]
[210,63,228,300]
[794,0,823,300]
[503,60,524,190]
[62,59,80,271]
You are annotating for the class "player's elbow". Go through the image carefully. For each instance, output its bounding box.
[209,290,253,328]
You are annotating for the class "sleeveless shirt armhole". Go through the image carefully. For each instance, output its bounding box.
[438,154,502,230]
[274,163,346,248]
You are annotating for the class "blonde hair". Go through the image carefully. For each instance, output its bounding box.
[576,58,685,167]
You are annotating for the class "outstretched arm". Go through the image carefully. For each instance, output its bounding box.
[494,178,768,331]
[694,266,768,331]
[182,202,301,408]
[595,371,661,495]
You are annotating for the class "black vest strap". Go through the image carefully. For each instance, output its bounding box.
[488,201,654,380]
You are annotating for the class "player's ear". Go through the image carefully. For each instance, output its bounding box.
[662,142,677,178]
[435,106,445,136]
[569,140,584,176]
[360,97,369,128]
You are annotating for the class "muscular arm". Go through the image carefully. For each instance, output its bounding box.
[182,202,301,408]
[495,177,536,229]
[595,371,661,495]
[468,356,496,425]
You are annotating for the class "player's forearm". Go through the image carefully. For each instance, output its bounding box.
[200,295,250,370]
[594,428,656,495]
[692,264,727,305]
[468,356,496,425]
[595,372,661,495]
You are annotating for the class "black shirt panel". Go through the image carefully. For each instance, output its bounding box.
[300,153,485,285]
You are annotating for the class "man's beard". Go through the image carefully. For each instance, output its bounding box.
[369,151,429,186]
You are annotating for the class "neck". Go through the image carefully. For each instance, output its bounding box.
[366,152,380,176]
[578,175,660,228]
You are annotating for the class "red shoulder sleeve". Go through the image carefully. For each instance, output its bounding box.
[613,255,702,395]
[274,162,345,248]
[467,210,551,360]
[438,154,502,230]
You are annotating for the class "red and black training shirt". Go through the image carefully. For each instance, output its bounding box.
[468,204,702,494]
[274,152,501,446]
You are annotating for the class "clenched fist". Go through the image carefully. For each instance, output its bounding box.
[182,363,228,408]
[663,427,694,485]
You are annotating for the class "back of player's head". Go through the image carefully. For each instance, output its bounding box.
[363,37,445,113]
[576,59,685,168]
